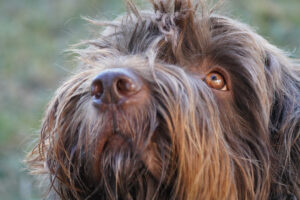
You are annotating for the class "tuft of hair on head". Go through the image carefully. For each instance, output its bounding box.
[124,0,221,66]
[72,0,226,68]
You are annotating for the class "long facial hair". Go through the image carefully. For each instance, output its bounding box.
[26,0,300,199]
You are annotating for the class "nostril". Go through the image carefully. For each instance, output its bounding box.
[116,78,138,96]
[91,81,103,99]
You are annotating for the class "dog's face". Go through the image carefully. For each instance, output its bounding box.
[27,0,300,200]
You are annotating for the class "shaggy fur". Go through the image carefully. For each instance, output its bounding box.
[27,0,300,199]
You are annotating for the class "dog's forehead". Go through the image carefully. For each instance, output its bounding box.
[100,11,266,67]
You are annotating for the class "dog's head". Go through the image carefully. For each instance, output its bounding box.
[27,0,300,199]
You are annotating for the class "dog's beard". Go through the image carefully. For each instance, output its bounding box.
[53,99,174,199]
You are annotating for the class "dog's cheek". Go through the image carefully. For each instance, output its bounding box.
[212,88,234,111]
[213,92,235,129]
[141,143,162,180]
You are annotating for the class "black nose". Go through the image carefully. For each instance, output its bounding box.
[91,68,143,107]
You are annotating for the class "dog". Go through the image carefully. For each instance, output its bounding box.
[26,0,300,199]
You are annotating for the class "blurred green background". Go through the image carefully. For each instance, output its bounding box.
[0,0,299,199]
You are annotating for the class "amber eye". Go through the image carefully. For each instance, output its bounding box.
[205,72,228,91]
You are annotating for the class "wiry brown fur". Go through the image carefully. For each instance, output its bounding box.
[26,0,300,199]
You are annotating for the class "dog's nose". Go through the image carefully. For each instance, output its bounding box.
[91,68,143,107]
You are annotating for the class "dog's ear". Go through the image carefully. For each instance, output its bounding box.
[265,50,300,197]
[265,51,300,137]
